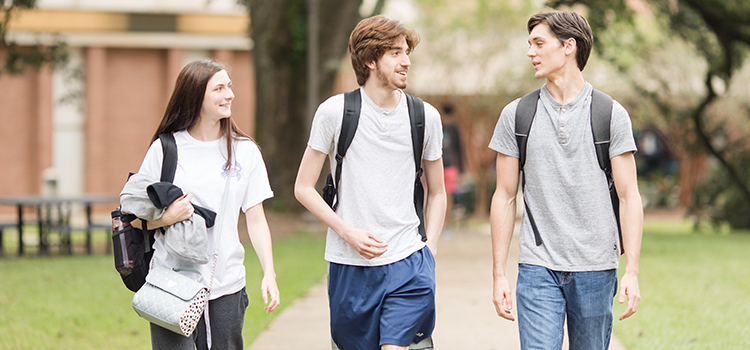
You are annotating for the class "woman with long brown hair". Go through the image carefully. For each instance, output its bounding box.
[135,59,279,349]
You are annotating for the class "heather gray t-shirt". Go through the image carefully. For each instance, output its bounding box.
[489,82,637,272]
[308,88,443,266]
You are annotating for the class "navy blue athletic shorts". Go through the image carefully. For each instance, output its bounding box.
[328,246,436,350]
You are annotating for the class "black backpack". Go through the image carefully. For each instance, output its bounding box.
[322,89,428,241]
[113,133,177,292]
[515,88,623,254]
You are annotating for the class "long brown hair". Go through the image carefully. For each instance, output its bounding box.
[152,59,252,170]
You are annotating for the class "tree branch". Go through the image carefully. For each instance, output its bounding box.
[691,73,750,204]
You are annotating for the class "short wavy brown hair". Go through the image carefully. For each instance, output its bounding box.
[349,15,420,86]
[528,11,593,71]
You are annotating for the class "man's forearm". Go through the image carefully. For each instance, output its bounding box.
[490,192,516,278]
[619,190,643,274]
[295,185,352,236]
[424,190,447,246]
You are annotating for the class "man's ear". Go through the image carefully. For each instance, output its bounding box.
[565,38,577,56]
[365,60,376,71]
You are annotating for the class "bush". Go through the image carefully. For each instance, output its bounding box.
[690,155,750,230]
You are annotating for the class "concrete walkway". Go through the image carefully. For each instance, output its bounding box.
[248,223,627,350]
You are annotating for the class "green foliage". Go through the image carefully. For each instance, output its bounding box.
[0,0,68,75]
[639,172,679,209]
[690,149,750,230]
[551,0,750,228]
[613,220,750,349]
[0,232,327,349]
[285,0,309,70]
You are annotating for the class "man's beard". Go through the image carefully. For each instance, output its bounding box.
[375,62,407,89]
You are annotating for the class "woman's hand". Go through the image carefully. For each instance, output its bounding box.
[261,274,280,314]
[161,192,194,226]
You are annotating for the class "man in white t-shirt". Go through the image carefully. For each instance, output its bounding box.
[295,15,446,350]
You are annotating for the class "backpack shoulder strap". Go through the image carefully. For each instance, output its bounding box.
[406,93,425,174]
[590,89,614,173]
[590,89,624,254]
[515,89,540,169]
[514,89,543,246]
[406,93,427,242]
[329,89,361,210]
[157,133,177,183]
[338,89,362,161]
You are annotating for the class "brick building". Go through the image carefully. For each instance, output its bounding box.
[0,0,255,208]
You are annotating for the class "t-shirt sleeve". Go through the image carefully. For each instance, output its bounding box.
[608,100,638,158]
[137,139,164,180]
[488,98,521,158]
[307,95,344,156]
[423,102,443,161]
[240,141,274,212]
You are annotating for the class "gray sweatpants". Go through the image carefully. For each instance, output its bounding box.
[150,287,249,350]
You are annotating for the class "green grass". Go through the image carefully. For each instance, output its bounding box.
[613,219,750,350]
[0,230,327,350]
[5,218,749,350]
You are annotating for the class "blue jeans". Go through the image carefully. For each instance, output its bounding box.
[516,264,618,350]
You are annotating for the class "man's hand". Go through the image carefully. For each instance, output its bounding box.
[618,271,640,320]
[340,228,388,260]
[493,275,515,321]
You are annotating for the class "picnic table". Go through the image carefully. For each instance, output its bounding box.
[0,194,119,256]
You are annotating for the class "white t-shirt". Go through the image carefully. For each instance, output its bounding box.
[308,88,443,266]
[138,130,273,299]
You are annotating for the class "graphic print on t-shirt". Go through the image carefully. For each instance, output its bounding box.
[221,160,242,180]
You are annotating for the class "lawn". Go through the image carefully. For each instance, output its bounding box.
[2,217,749,350]
[613,219,750,350]
[0,229,327,350]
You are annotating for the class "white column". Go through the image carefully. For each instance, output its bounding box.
[52,47,85,197]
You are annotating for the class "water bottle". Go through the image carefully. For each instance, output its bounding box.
[111,207,134,277]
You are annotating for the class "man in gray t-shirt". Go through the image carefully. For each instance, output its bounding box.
[488,11,643,350]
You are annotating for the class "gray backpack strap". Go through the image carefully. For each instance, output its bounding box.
[406,93,427,242]
[514,89,543,246]
[515,89,540,169]
[591,89,613,173]
[590,89,623,255]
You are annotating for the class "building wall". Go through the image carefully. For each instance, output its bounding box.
[0,48,255,198]
[0,7,255,209]
[0,61,53,196]
[79,47,256,196]
[86,48,168,194]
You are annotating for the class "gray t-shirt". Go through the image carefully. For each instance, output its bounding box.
[308,88,443,266]
[489,82,637,271]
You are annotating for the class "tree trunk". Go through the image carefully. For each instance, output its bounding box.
[247,0,363,211]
